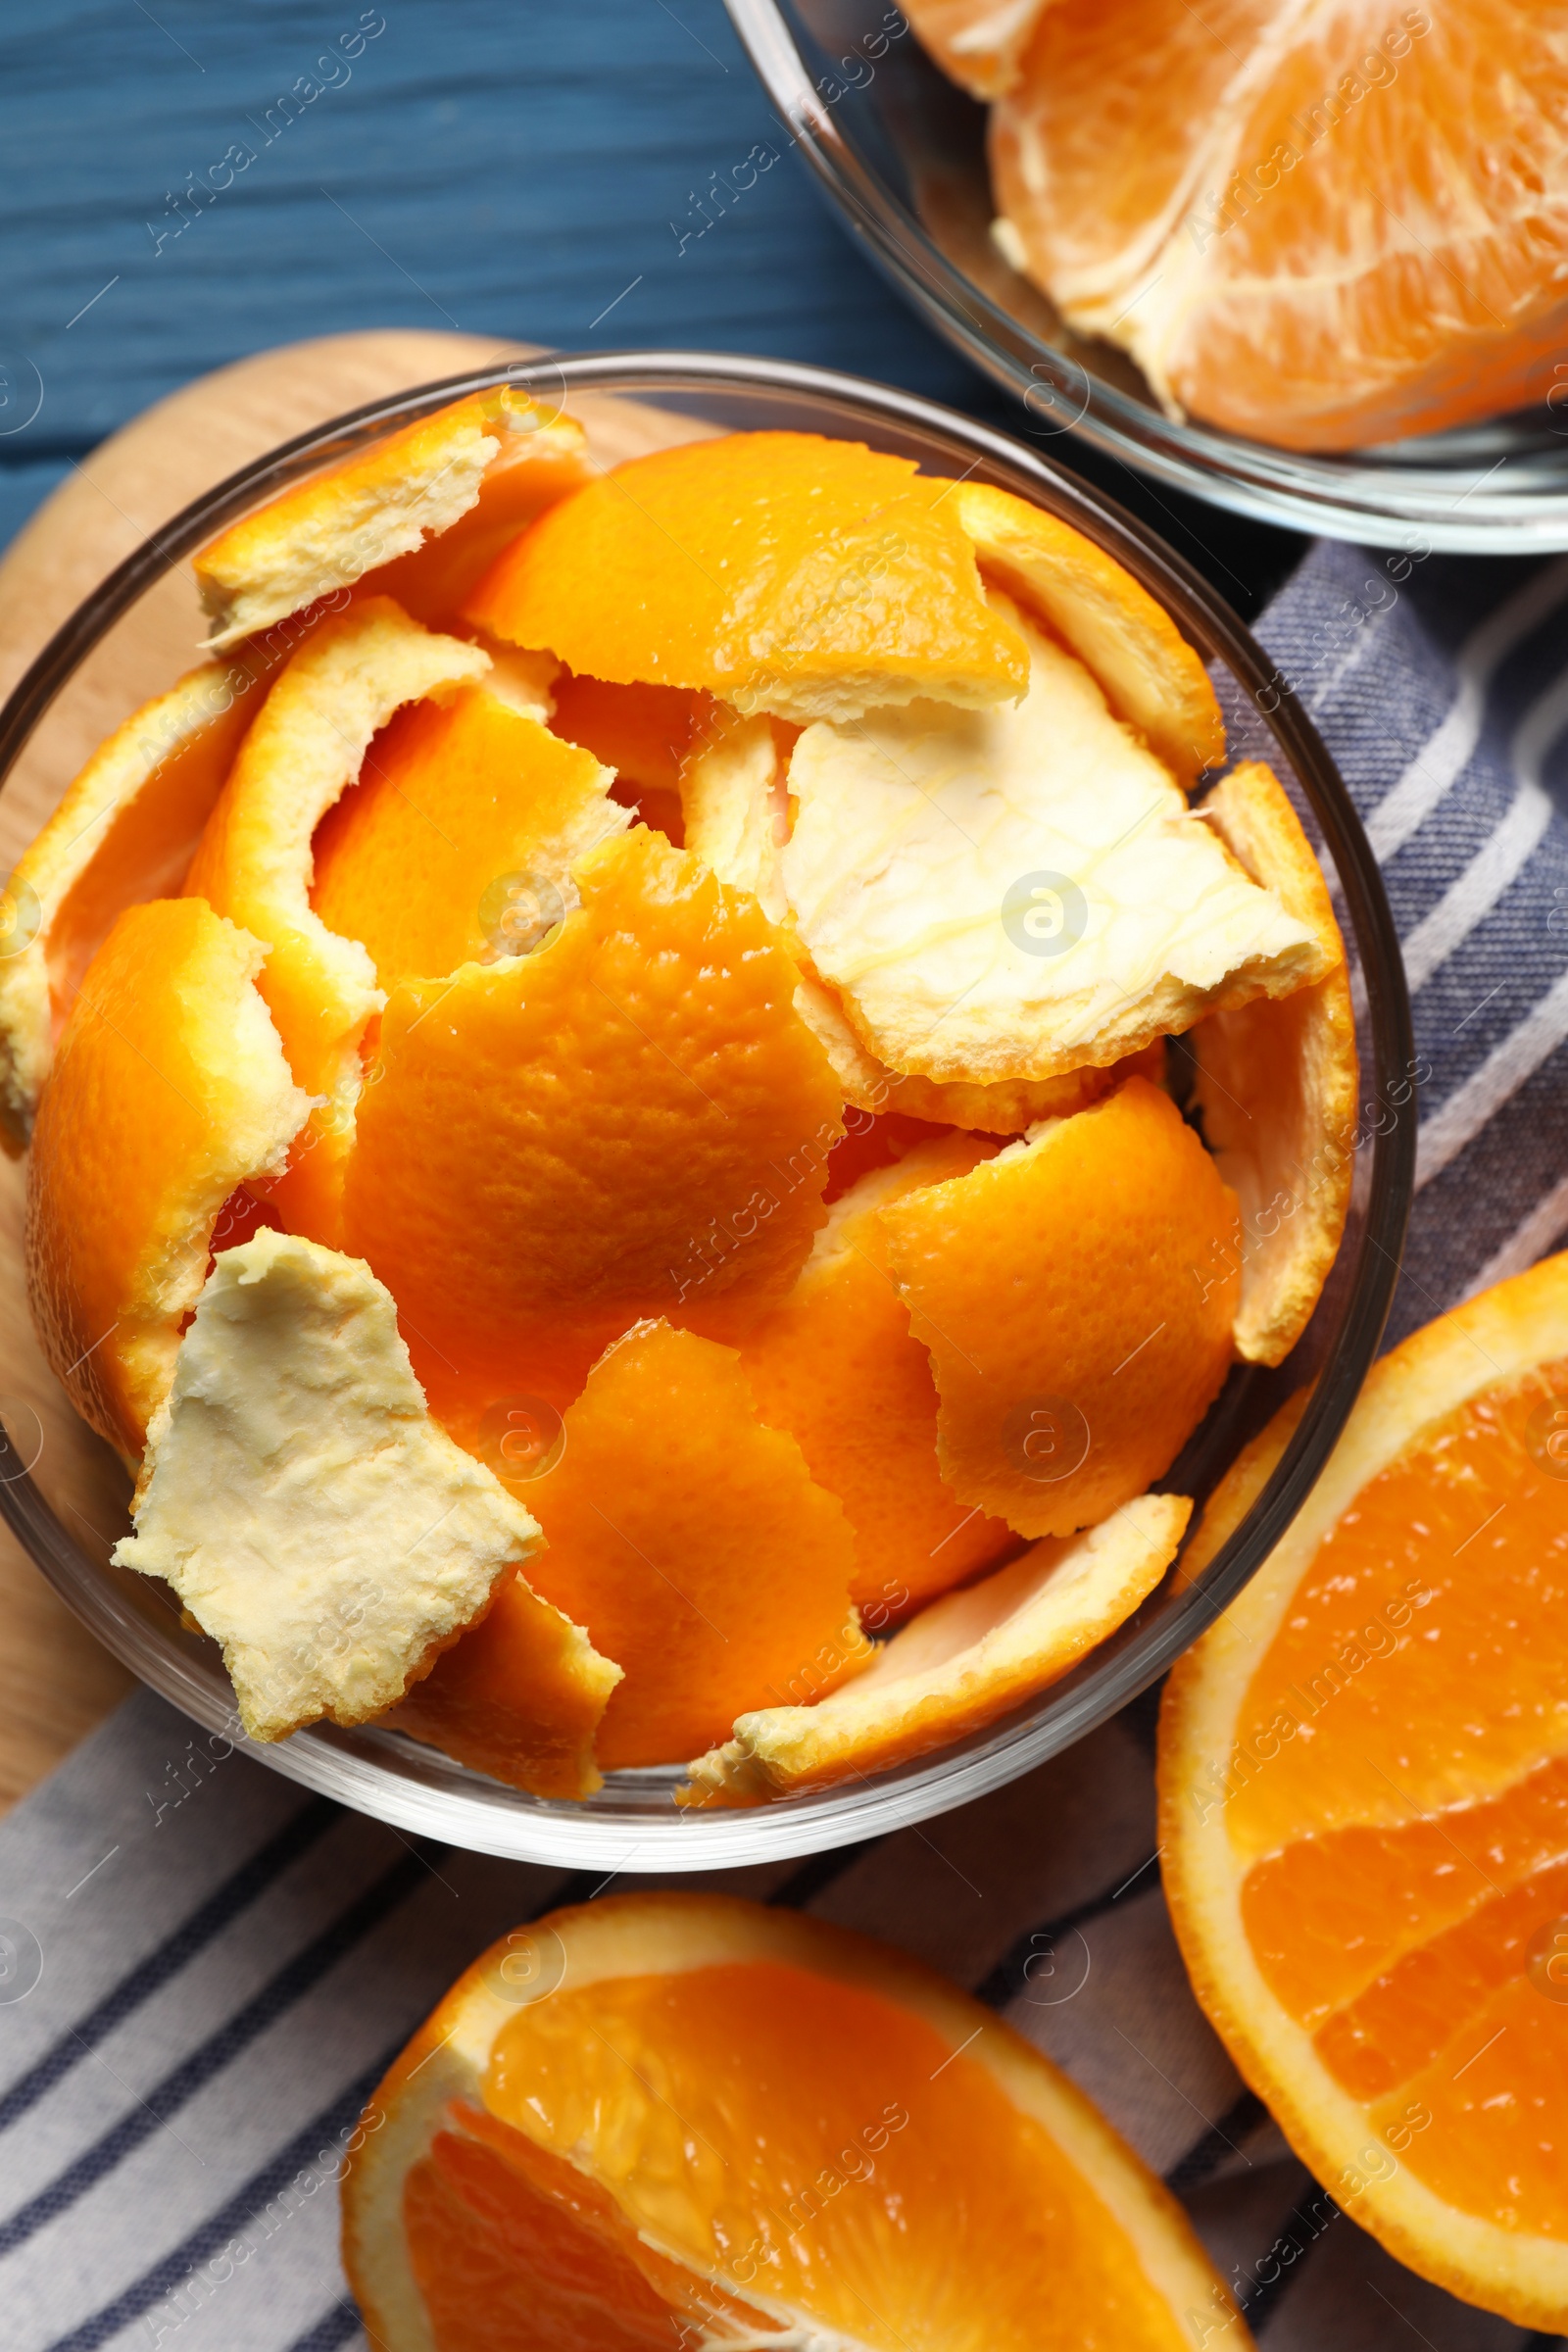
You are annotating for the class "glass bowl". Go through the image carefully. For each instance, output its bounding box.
[725,0,1568,554]
[0,352,1413,1867]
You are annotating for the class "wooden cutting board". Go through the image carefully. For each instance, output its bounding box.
[0,327,544,1811]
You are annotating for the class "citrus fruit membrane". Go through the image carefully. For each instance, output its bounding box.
[342,1893,1248,2350]
[1161,1253,1568,2328]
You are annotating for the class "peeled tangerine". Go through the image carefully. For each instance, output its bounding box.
[402,1320,867,1773]
[1161,1251,1568,2329]
[342,1892,1246,2352]
[882,1076,1241,1541]
[115,1229,614,1772]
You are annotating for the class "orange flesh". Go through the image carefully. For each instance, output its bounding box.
[1232,1361,1568,2232]
[405,1960,1193,2352]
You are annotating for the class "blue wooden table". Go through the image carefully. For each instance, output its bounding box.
[0,0,1299,611]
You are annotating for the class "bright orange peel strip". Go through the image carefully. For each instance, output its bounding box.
[880,1075,1241,1538]
[24,898,308,1459]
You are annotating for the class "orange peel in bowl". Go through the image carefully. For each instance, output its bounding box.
[342,1890,1247,2352]
[183,596,488,1238]
[953,481,1225,787]
[465,429,1030,723]
[310,682,625,992]
[683,1490,1191,1803]
[111,1229,611,1746]
[194,387,588,650]
[735,1134,1015,1620]
[881,1075,1240,1539]
[408,1319,868,1775]
[342,824,844,1388]
[24,897,309,1460]
[1191,760,1359,1366]
[781,589,1324,1086]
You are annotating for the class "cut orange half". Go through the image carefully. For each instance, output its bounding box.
[342,1890,1250,2351]
[1161,1251,1568,2328]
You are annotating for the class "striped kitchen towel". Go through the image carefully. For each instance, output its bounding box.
[2,535,1567,2352]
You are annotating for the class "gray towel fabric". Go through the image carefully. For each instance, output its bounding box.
[4,538,1568,2352]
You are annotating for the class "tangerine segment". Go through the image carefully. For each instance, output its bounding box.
[24,900,308,1459]
[343,1894,1245,2352]
[736,1136,1013,1620]
[1227,1358,1568,1863]
[952,484,1224,787]
[459,1319,866,1773]
[465,430,1029,724]
[1159,1252,1568,2325]
[881,1077,1240,1539]
[309,685,624,991]
[1192,762,1357,1367]
[342,826,844,1368]
[994,0,1568,449]
[684,1493,1190,1807]
[195,388,585,650]
[184,598,487,1241]
[781,592,1323,1088]
[0,662,260,1146]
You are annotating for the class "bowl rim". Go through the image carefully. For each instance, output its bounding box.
[722,0,1568,555]
[0,350,1415,1866]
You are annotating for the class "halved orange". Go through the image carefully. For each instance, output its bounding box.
[342,1890,1250,2351]
[195,387,588,648]
[1161,1250,1568,2328]
[881,1075,1239,1539]
[735,1133,1015,1620]
[993,0,1568,448]
[309,683,623,993]
[465,430,1030,722]
[341,825,844,1406]
[24,898,307,1458]
[405,1319,867,1773]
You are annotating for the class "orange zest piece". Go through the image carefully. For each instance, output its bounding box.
[24,899,307,1458]
[310,684,623,993]
[1161,1251,1568,2328]
[412,1321,868,1772]
[1193,760,1358,1367]
[465,430,1029,723]
[735,1134,1014,1620]
[992,0,1568,449]
[341,825,844,1401]
[0,662,264,1146]
[342,1892,1248,2352]
[881,1075,1240,1538]
[183,597,487,1240]
[684,1492,1190,1804]
[194,388,587,648]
